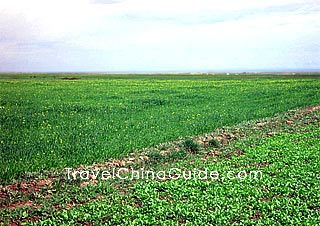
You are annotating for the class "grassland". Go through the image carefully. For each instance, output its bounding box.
[0,73,320,225]
[1,74,320,182]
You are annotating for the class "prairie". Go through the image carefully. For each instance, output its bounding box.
[0,74,319,225]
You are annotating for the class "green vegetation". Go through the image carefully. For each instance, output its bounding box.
[182,139,201,154]
[208,138,220,148]
[0,73,320,224]
[0,74,320,183]
[0,102,319,225]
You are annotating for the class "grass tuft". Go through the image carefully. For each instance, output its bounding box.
[182,139,200,154]
[208,138,220,148]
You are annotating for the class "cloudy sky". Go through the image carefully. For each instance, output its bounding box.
[0,0,319,72]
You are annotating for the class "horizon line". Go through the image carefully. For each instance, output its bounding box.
[0,68,320,74]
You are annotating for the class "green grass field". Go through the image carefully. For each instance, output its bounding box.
[1,74,320,182]
[0,74,320,225]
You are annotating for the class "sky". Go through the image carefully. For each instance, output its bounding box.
[0,0,319,72]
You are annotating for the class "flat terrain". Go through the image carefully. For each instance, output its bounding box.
[0,74,319,225]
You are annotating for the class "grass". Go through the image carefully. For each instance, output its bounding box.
[182,139,201,154]
[0,74,320,182]
[0,103,319,225]
[208,138,220,148]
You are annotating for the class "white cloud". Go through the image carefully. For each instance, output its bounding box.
[0,0,319,71]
